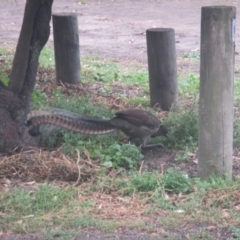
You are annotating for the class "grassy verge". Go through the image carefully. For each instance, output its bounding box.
[1,46,240,238]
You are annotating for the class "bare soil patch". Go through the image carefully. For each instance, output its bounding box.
[1,0,240,65]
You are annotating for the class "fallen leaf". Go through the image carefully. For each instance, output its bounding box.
[206,225,216,230]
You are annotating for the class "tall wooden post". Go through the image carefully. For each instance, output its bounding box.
[52,14,81,84]
[146,28,178,111]
[198,6,236,179]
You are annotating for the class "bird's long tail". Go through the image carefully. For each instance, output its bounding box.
[26,109,117,136]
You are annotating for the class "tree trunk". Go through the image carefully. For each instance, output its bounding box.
[0,0,53,153]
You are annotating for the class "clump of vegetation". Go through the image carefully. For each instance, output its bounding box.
[162,168,192,193]
[156,104,199,151]
[99,142,143,169]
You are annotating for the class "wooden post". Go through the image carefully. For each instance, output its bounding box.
[198,6,235,179]
[52,14,81,84]
[146,28,178,111]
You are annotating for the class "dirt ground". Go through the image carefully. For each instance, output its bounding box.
[1,0,240,239]
[1,0,240,64]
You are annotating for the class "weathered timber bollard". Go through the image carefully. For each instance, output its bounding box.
[198,6,236,179]
[52,14,81,84]
[146,28,178,111]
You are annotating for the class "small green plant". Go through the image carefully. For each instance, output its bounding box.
[175,148,191,162]
[0,71,9,86]
[230,226,240,240]
[31,88,48,107]
[49,130,143,170]
[162,168,192,193]
[193,175,234,191]
[129,172,163,192]
[163,104,198,150]
[100,142,143,170]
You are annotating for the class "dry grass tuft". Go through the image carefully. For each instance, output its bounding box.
[0,148,100,183]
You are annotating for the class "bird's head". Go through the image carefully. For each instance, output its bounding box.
[151,124,168,138]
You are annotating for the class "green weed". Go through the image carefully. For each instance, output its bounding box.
[175,147,194,162]
[99,142,143,169]
[129,172,161,192]
[162,168,192,193]
[0,71,9,86]
[53,132,143,170]
[162,104,198,150]
[31,88,48,107]
[230,226,240,240]
[193,175,235,191]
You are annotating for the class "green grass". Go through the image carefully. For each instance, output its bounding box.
[0,182,146,233]
[0,184,77,217]
[149,104,199,151]
[2,45,240,237]
[1,174,240,233]
[0,71,9,86]
[178,73,200,97]
[39,47,55,69]
[182,49,200,60]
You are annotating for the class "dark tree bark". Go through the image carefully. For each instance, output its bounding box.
[0,0,53,153]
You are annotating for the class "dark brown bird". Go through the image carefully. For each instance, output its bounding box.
[25,108,168,148]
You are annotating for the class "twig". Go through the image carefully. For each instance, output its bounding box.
[138,160,144,174]
[74,149,81,186]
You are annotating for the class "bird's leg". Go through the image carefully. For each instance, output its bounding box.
[128,137,133,145]
[142,143,167,150]
[140,137,167,150]
[128,137,142,147]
